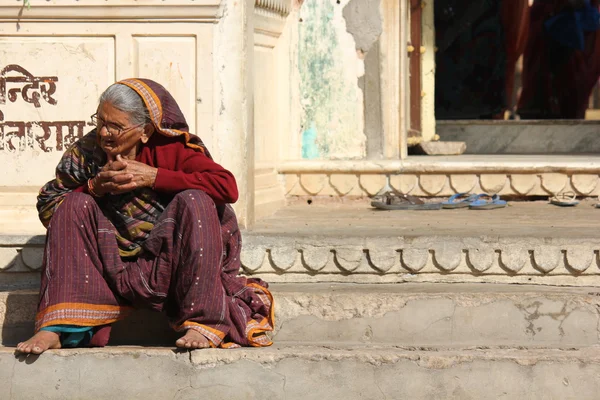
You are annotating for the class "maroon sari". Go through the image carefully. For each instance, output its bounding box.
[35,79,274,348]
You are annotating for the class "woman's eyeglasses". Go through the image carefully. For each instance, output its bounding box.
[91,113,145,136]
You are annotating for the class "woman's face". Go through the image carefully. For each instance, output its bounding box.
[96,101,151,160]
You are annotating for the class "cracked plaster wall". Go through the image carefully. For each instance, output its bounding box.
[296,0,384,160]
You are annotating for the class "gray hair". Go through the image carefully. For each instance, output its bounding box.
[98,83,150,125]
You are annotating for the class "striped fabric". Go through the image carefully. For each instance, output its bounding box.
[36,190,274,348]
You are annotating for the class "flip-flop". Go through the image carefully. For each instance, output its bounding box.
[468,194,507,210]
[550,192,579,207]
[595,196,600,209]
[442,193,479,209]
[371,191,442,210]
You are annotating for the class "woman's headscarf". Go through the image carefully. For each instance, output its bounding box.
[117,78,211,158]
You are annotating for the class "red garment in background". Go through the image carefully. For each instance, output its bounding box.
[518,0,600,118]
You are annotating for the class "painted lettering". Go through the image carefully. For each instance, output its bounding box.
[0,64,58,108]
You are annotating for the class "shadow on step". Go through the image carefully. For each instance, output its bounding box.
[2,292,179,347]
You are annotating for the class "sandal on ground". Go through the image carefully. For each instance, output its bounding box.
[371,191,442,210]
[550,192,579,207]
[442,193,479,209]
[595,196,600,208]
[468,194,507,210]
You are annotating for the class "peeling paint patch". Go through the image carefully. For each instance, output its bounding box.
[297,0,365,160]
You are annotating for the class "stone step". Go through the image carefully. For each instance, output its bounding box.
[3,202,600,286]
[3,283,600,348]
[2,344,600,399]
[436,120,600,154]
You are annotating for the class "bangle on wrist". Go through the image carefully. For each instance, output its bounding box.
[88,178,104,197]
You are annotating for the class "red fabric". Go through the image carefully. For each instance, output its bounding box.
[136,135,238,204]
[89,325,112,347]
[518,0,600,118]
[36,191,274,348]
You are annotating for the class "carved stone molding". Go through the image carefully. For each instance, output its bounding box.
[255,0,292,17]
[282,172,600,198]
[4,235,600,286]
[0,1,224,22]
[253,0,292,46]
[239,235,600,285]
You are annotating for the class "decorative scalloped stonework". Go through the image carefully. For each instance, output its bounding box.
[4,239,600,286]
[367,248,397,272]
[431,242,462,271]
[300,174,327,195]
[269,246,297,270]
[359,175,387,196]
[401,248,429,272]
[334,248,363,272]
[479,174,508,194]
[466,246,495,272]
[499,247,528,273]
[330,174,359,196]
[510,175,537,195]
[564,246,594,273]
[301,247,330,272]
[571,175,599,195]
[390,175,418,194]
[450,175,477,194]
[532,246,561,273]
[419,175,447,195]
[281,173,600,198]
[540,173,568,195]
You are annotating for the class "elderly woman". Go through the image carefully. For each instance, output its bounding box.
[16,79,274,354]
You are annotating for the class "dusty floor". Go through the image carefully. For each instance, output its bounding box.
[252,198,600,238]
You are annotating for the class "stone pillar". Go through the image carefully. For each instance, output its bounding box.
[214,0,256,228]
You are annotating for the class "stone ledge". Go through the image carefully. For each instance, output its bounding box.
[241,235,600,284]
[279,157,600,197]
[3,234,600,285]
[2,345,600,399]
[0,1,224,22]
[283,171,600,197]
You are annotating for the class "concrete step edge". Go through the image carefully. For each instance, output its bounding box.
[3,283,600,348]
[4,344,600,363]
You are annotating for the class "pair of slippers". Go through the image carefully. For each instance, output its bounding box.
[371,192,507,211]
[550,192,600,208]
[442,193,507,210]
[549,192,579,207]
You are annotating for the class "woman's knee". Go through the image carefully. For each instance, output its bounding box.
[55,192,96,218]
[172,190,217,218]
[174,190,214,207]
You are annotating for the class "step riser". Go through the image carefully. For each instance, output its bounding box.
[2,347,600,400]
[3,285,600,348]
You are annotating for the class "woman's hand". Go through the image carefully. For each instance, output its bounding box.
[91,155,157,195]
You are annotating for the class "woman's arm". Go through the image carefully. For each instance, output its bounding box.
[153,149,239,204]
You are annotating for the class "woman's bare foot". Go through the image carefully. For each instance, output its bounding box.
[175,330,211,349]
[16,331,61,355]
